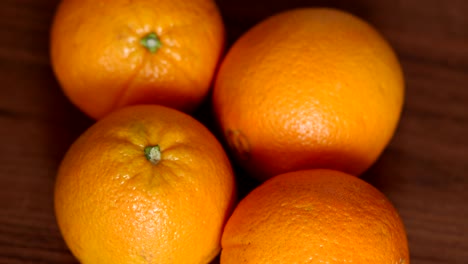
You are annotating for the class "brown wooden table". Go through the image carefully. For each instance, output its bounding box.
[0,0,467,263]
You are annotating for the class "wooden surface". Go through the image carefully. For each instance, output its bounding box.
[0,0,467,263]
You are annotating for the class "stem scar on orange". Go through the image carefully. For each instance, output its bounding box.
[140,33,163,54]
[54,105,237,264]
[51,0,225,119]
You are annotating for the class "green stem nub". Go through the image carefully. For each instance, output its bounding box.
[140,32,162,54]
[144,145,161,165]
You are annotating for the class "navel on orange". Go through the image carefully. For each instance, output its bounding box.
[54,105,236,263]
[51,0,225,119]
[221,169,409,264]
[213,8,404,181]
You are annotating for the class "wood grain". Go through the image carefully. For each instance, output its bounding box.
[0,0,467,263]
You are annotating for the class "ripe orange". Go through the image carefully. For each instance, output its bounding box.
[54,105,236,264]
[212,8,404,181]
[51,0,225,119]
[221,169,409,264]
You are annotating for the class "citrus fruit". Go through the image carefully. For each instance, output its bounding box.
[51,0,225,119]
[212,8,404,181]
[54,105,236,264]
[221,169,409,264]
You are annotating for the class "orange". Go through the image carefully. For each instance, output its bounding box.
[54,105,236,264]
[212,8,404,181]
[51,0,225,119]
[221,169,409,263]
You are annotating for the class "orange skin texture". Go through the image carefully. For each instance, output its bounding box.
[54,105,236,264]
[221,169,409,264]
[51,0,225,119]
[213,8,404,181]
